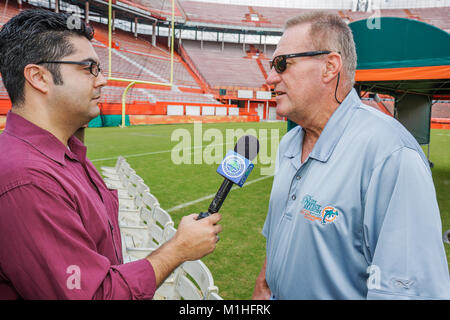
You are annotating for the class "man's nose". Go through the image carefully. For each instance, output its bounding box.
[95,71,107,88]
[266,68,281,86]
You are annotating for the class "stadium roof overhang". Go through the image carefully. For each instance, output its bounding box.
[350,17,449,146]
[182,21,283,36]
[350,17,450,100]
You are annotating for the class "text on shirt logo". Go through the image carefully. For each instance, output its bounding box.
[300,195,340,225]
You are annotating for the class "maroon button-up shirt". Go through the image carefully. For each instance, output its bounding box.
[0,111,156,299]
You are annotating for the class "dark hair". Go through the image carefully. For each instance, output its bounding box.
[0,9,94,106]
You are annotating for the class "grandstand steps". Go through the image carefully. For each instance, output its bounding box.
[256,58,268,80]
[91,21,170,58]
[182,40,267,91]
[131,0,184,20]
[243,6,270,26]
[178,44,212,93]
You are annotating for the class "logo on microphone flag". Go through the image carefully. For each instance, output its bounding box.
[218,151,254,187]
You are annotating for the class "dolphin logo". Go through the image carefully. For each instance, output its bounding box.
[321,206,339,225]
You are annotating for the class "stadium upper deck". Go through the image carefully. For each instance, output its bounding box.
[0,0,449,126]
[178,0,450,32]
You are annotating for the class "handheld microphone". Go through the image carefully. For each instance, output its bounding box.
[197,135,260,220]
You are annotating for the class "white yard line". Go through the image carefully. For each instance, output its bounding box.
[91,136,279,162]
[166,175,273,213]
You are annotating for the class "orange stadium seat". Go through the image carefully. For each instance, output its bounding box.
[182,40,267,89]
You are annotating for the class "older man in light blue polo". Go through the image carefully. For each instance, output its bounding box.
[252,12,450,300]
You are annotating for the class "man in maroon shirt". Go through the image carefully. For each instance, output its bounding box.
[0,9,222,299]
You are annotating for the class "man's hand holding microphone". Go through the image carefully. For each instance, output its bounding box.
[147,213,222,287]
[147,135,259,289]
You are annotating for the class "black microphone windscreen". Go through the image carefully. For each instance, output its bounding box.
[234,135,260,161]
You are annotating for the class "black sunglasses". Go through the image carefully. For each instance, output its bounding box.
[270,50,333,73]
[37,60,101,77]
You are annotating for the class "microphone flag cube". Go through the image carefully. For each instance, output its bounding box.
[216,150,254,187]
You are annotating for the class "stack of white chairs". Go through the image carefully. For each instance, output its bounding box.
[100,156,223,300]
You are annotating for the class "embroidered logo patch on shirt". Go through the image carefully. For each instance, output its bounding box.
[300,195,339,225]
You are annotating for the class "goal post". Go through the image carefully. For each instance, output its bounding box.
[107,0,175,127]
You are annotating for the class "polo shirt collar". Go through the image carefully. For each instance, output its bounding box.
[4,111,86,166]
[284,88,360,163]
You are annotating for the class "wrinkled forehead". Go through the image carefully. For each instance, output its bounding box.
[273,23,314,58]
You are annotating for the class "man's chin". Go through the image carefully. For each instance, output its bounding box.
[88,104,101,119]
[275,105,289,118]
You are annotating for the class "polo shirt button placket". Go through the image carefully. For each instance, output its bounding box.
[291,195,296,201]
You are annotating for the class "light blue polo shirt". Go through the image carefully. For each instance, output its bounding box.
[263,89,450,300]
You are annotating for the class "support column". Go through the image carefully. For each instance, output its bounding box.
[134,17,138,38]
[201,29,203,50]
[167,23,171,50]
[152,22,156,46]
[55,0,59,13]
[112,10,116,31]
[264,35,267,55]
[85,1,89,24]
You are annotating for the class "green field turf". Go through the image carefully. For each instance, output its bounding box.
[85,123,450,299]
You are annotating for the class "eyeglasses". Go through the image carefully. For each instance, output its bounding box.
[270,50,332,74]
[36,60,102,77]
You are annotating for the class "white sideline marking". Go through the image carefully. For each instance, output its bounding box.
[91,136,279,162]
[166,175,273,213]
[91,149,176,162]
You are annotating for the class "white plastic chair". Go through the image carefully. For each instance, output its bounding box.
[104,163,135,190]
[153,266,181,300]
[146,207,174,247]
[156,260,221,300]
[207,292,223,300]
[119,225,151,248]
[120,231,133,263]
[163,224,177,242]
[101,156,125,176]
[102,158,131,182]
[119,191,160,227]
[125,247,155,261]
[139,192,160,225]
[179,260,220,300]
[117,173,145,210]
[120,206,174,248]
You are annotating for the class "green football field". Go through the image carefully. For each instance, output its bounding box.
[85,123,450,299]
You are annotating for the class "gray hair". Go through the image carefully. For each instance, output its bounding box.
[285,11,357,85]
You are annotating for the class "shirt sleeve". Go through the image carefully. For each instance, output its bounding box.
[0,183,156,300]
[363,147,450,300]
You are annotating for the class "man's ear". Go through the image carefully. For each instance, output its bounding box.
[23,64,52,94]
[322,52,342,84]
